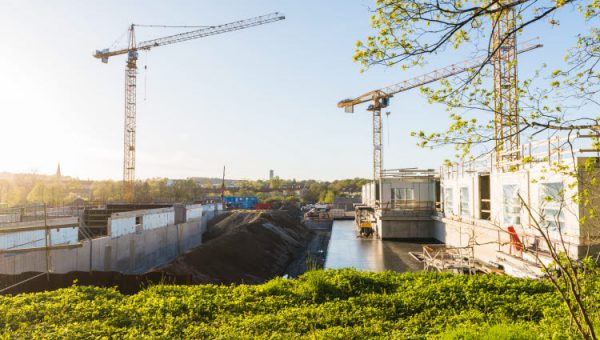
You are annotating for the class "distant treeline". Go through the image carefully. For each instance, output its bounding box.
[0,173,368,207]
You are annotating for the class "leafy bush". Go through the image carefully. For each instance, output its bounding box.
[0,269,595,338]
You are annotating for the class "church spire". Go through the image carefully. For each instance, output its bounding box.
[56,162,61,178]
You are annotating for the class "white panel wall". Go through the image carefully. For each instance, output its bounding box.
[361,182,376,206]
[441,158,582,241]
[50,227,79,245]
[0,227,79,251]
[142,210,175,231]
[110,216,136,238]
[0,230,45,250]
[441,173,477,219]
[186,205,203,221]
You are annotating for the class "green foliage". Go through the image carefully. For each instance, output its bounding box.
[0,269,593,338]
[353,0,600,161]
[320,190,336,203]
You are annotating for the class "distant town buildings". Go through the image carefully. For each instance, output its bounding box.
[269,170,274,180]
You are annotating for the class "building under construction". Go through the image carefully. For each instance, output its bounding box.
[359,136,600,278]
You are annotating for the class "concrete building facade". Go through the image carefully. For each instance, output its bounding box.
[361,169,438,239]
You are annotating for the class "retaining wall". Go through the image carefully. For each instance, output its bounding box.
[0,216,210,275]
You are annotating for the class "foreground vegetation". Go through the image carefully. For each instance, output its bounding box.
[1,269,598,339]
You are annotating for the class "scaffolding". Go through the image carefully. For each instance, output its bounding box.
[423,245,476,274]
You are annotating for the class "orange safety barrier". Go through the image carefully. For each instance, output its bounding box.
[507,226,524,252]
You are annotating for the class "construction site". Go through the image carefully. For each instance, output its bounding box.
[1,1,599,303]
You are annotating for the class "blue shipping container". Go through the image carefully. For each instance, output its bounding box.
[223,196,258,209]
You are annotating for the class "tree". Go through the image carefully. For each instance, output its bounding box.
[45,182,66,206]
[0,180,11,205]
[321,191,335,204]
[91,181,122,202]
[355,0,600,158]
[26,183,47,203]
[268,177,282,190]
[302,183,323,203]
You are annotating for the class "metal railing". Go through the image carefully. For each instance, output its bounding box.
[381,168,438,178]
[442,135,600,176]
[0,204,85,227]
[381,200,436,211]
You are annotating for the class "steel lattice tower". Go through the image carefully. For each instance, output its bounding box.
[492,7,520,168]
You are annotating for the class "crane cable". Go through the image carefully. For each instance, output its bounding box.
[108,27,130,50]
[385,111,391,147]
[144,53,148,101]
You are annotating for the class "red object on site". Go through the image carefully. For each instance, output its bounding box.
[507,226,524,252]
[254,203,272,210]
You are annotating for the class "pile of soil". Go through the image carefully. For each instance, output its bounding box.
[159,210,313,284]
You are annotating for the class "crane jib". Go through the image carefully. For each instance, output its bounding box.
[339,39,542,110]
[94,12,285,61]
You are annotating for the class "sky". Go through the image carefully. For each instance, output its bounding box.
[0,1,591,181]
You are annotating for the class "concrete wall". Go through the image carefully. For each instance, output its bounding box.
[0,217,210,275]
[0,204,223,275]
[202,204,222,220]
[108,208,176,237]
[432,218,499,263]
[379,219,434,239]
[186,204,203,221]
[0,227,79,251]
[0,218,80,251]
[143,209,175,231]
[109,216,136,238]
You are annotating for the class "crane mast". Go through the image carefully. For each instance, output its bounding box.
[95,13,285,201]
[123,25,137,201]
[492,7,519,168]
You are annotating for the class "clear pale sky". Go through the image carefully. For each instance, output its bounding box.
[0,1,588,181]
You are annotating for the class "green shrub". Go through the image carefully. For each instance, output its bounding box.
[0,269,593,338]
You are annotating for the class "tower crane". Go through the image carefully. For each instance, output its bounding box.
[338,38,540,203]
[94,12,285,201]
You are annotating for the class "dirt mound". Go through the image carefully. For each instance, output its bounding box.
[159,210,312,284]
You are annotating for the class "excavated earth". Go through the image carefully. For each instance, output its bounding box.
[158,210,314,284]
